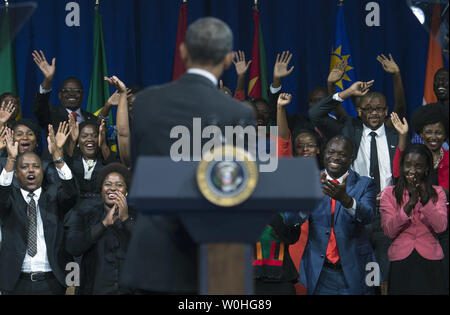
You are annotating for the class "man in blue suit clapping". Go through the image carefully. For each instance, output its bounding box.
[285,135,378,295]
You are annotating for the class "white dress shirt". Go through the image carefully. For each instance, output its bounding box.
[298,170,357,220]
[352,124,393,192]
[187,68,218,86]
[20,187,52,273]
[0,163,73,273]
[39,85,84,123]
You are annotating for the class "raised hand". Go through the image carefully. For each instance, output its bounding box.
[55,121,71,150]
[104,76,127,94]
[233,50,252,77]
[99,120,107,148]
[377,54,400,75]
[68,113,79,143]
[328,59,348,84]
[47,124,58,157]
[5,127,18,159]
[106,91,121,107]
[390,112,408,135]
[340,80,375,99]
[273,51,295,80]
[0,100,15,124]
[32,50,56,81]
[277,93,293,108]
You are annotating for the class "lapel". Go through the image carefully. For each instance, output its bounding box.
[352,119,364,155]
[385,126,398,164]
[14,187,30,234]
[334,170,358,226]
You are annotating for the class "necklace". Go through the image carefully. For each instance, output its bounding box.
[434,148,444,170]
[84,158,96,171]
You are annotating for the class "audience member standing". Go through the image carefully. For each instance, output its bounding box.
[380,144,447,295]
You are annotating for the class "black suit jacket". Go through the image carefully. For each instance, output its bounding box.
[122,73,255,293]
[309,95,399,168]
[0,176,79,291]
[33,90,98,133]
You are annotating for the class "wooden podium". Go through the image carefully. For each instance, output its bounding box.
[129,157,322,295]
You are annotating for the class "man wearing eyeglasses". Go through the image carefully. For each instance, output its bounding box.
[31,50,98,136]
[309,81,402,294]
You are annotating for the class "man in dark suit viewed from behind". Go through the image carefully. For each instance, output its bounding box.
[121,17,255,294]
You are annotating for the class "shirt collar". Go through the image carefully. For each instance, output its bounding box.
[21,187,42,201]
[363,123,386,138]
[67,108,82,116]
[187,68,218,86]
[325,170,349,184]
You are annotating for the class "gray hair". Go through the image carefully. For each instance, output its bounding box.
[185,17,233,66]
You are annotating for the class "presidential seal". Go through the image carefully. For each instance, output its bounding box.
[197,145,258,207]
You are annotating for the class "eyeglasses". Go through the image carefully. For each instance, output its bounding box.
[61,89,83,94]
[359,107,386,113]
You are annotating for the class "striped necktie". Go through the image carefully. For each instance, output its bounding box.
[26,193,37,258]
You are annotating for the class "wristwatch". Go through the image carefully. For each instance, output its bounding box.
[53,157,64,164]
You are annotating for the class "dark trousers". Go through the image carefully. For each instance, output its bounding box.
[3,276,65,295]
[313,264,375,295]
[365,211,391,283]
[254,280,296,295]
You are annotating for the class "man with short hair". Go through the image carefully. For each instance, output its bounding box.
[285,136,377,294]
[309,81,400,294]
[32,50,98,135]
[121,17,255,294]
[0,127,78,295]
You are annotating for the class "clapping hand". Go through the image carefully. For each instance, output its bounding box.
[114,191,129,222]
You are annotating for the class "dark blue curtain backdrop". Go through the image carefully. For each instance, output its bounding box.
[12,0,433,122]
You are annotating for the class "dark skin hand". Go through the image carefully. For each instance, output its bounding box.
[404,175,429,216]
[321,172,354,209]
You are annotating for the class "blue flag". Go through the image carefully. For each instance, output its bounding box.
[330,5,357,117]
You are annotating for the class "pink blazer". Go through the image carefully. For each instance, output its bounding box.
[380,186,448,262]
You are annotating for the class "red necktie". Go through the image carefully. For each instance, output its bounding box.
[326,180,340,264]
[71,112,78,121]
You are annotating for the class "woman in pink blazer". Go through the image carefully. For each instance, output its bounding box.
[380,144,448,295]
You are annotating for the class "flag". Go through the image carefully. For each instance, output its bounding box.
[87,5,111,125]
[248,7,269,102]
[423,4,443,105]
[330,4,357,117]
[0,6,21,119]
[172,1,188,81]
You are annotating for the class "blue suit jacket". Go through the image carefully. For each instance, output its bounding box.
[285,169,377,294]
